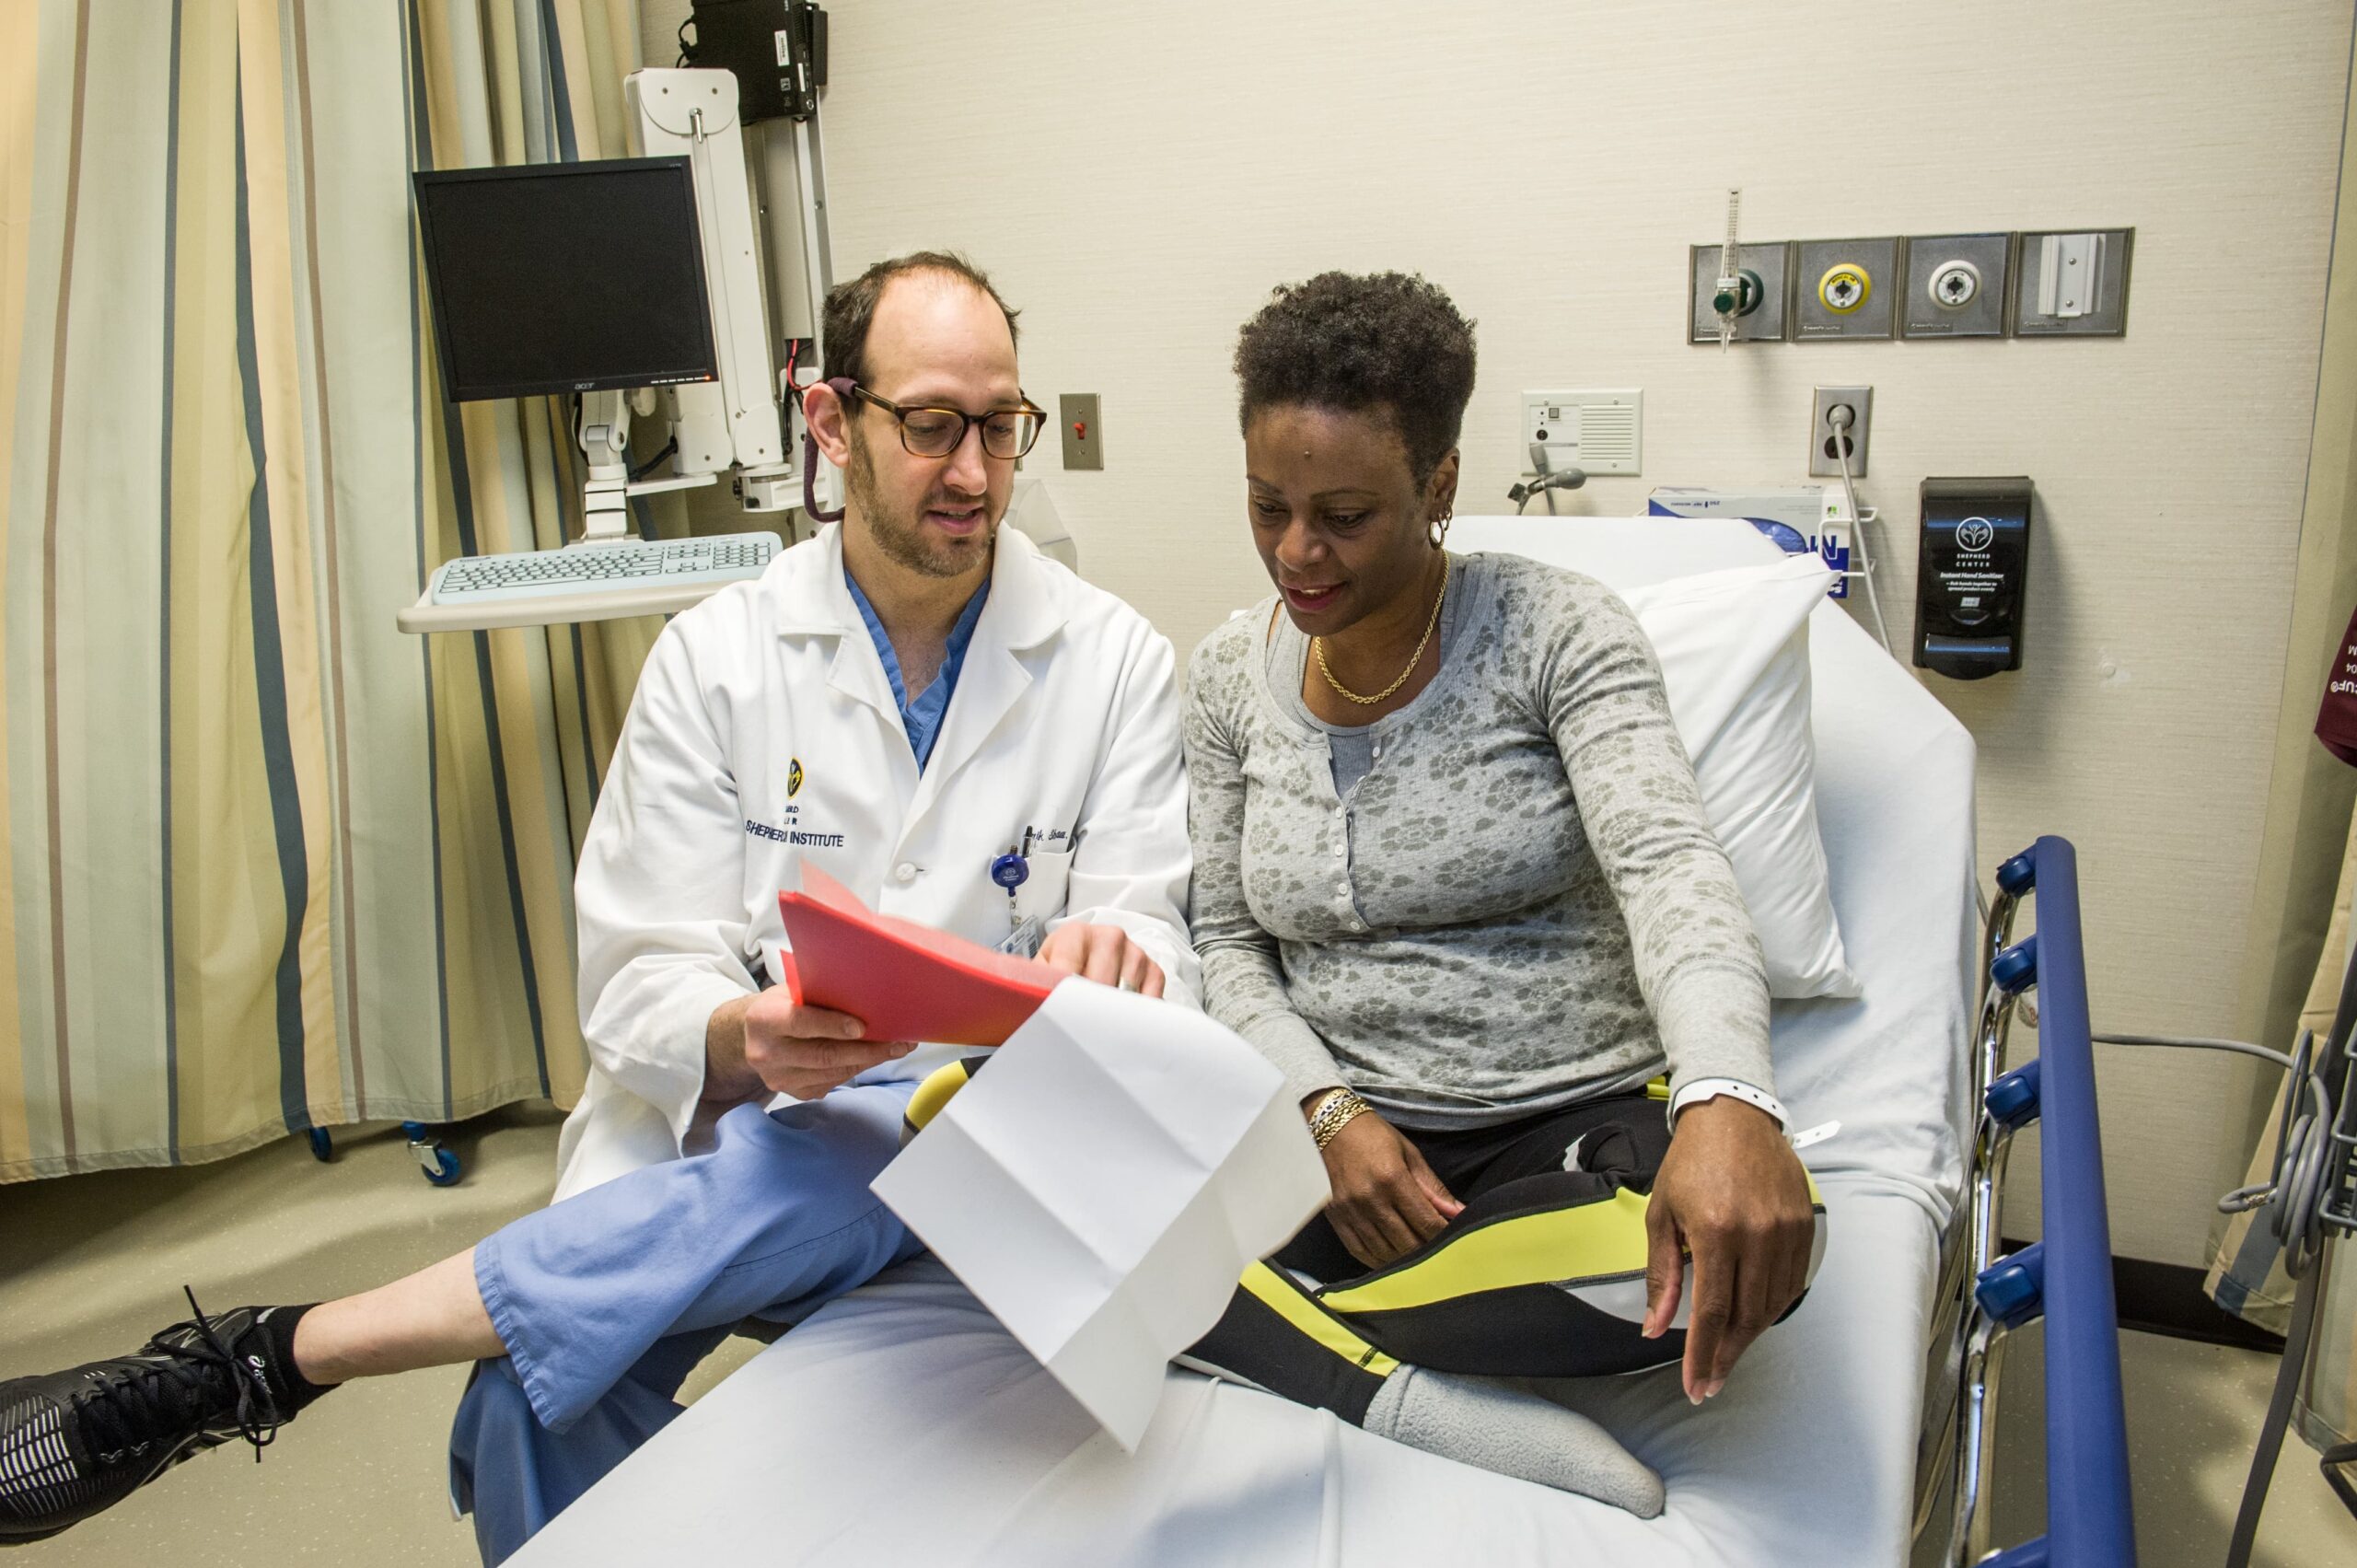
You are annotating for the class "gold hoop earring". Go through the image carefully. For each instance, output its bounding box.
[1429,510,1453,549]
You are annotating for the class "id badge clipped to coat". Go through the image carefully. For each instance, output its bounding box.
[995,914,1046,959]
[990,826,1079,958]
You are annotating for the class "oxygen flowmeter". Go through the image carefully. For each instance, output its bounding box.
[1712,189,1762,348]
[1914,478,2034,679]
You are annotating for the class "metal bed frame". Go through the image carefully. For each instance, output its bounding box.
[1917,836,2139,1567]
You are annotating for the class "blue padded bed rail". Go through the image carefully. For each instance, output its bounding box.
[1979,837,2138,1568]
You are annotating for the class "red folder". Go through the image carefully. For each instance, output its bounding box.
[776,865,1062,1046]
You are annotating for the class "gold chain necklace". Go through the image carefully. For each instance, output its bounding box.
[1313,552,1450,706]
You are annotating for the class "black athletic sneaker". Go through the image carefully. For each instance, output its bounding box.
[0,1291,305,1544]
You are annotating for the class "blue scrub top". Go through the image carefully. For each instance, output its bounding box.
[844,565,991,772]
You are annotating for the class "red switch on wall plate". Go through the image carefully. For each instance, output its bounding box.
[1058,393,1102,470]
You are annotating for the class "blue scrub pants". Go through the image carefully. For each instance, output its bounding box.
[447,1081,923,1564]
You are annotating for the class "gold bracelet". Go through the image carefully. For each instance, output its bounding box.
[1306,1087,1372,1150]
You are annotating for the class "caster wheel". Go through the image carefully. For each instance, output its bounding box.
[405,1123,462,1186]
[308,1128,334,1162]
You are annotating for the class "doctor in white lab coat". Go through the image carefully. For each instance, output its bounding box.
[440,252,1199,1562]
[554,506,1194,1198]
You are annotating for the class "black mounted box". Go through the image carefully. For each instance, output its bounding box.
[1914,477,2034,680]
[684,0,828,124]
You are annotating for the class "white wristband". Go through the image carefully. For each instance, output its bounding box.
[1669,1078,1788,1131]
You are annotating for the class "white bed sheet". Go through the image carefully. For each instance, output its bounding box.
[517,517,1978,1568]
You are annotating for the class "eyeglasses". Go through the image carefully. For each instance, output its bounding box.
[832,378,1046,460]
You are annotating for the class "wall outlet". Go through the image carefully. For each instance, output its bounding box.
[1809,386,1872,478]
[1523,389,1642,476]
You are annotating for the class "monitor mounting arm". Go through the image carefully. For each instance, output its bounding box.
[556,63,835,545]
[579,389,633,543]
[578,388,723,546]
[622,68,815,526]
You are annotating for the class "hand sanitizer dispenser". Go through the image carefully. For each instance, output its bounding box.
[1914,477,2033,679]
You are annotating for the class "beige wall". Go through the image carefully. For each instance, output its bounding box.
[646,0,2350,1265]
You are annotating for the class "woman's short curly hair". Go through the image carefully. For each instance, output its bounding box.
[1234,272,1477,482]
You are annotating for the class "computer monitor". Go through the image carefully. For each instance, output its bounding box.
[413,157,720,402]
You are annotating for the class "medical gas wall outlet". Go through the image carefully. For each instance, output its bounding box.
[1791,238,1898,341]
[1819,264,1869,313]
[1928,261,1979,307]
[1900,233,2013,339]
[1808,386,1872,478]
[1689,243,1790,343]
[2011,229,2133,336]
[1714,271,1764,319]
[1523,389,1642,476]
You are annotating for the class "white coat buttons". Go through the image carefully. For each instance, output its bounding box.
[894,861,919,884]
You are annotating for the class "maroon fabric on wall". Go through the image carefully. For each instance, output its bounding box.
[2322,598,2357,767]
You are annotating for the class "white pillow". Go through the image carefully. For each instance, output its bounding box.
[1621,556,1861,999]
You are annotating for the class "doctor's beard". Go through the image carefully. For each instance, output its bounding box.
[844,430,998,581]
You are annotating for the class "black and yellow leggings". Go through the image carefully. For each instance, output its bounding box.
[904,1061,1825,1430]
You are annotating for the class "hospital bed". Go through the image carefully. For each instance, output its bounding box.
[514,516,2133,1567]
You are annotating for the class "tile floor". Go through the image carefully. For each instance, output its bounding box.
[4,1114,2352,1566]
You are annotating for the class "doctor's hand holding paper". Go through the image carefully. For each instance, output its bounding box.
[702,919,1164,1105]
[701,992,911,1104]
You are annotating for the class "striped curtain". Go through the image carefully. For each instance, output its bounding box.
[1,0,656,1181]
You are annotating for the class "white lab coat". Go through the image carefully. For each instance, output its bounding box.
[552,522,1197,1200]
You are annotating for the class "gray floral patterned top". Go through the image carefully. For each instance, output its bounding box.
[1183,551,1772,1128]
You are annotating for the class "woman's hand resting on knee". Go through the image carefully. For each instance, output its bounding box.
[1312,1103,1466,1269]
[1642,1098,1817,1405]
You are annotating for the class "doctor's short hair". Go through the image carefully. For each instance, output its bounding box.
[1234,272,1477,483]
[822,250,1021,389]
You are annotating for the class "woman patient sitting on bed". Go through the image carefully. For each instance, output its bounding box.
[914,271,1826,1514]
[1178,272,1822,1512]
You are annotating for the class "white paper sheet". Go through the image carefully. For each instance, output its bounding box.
[869,979,1329,1449]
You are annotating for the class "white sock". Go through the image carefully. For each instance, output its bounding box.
[1362,1365,1665,1518]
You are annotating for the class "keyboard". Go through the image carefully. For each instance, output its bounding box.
[429,536,778,606]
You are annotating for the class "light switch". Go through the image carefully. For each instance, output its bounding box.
[1059,393,1102,470]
